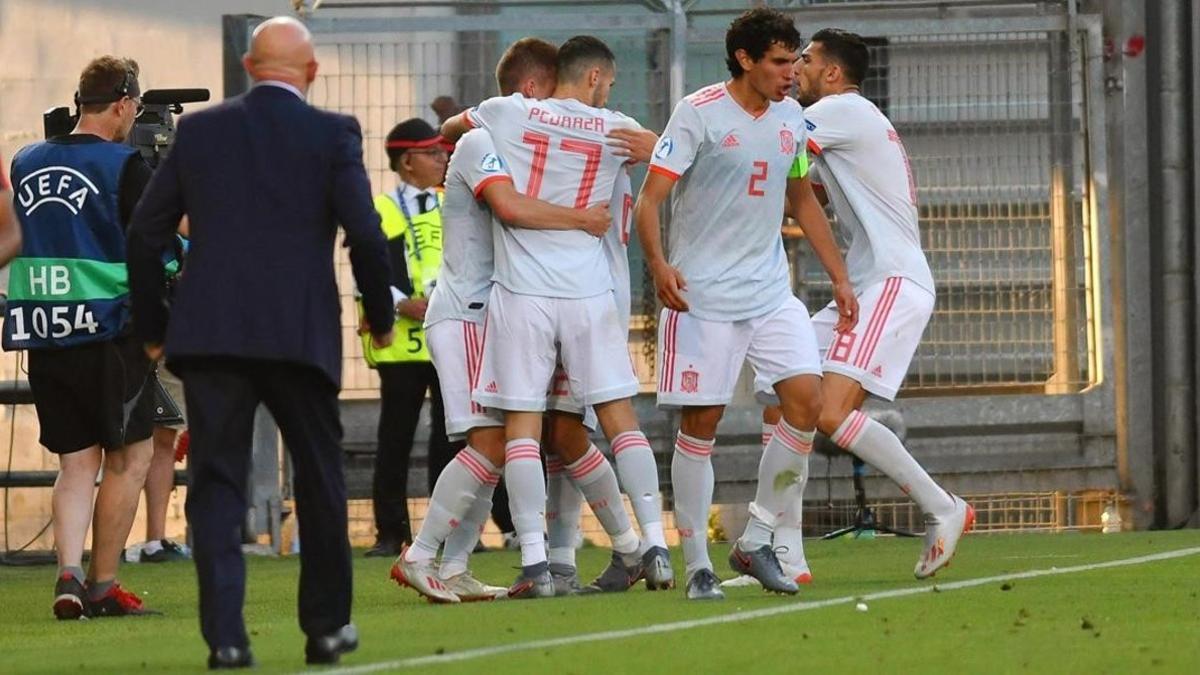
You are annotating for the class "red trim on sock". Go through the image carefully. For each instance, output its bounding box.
[456,451,493,484]
[611,431,649,455]
[834,411,868,447]
[567,448,606,480]
[773,421,814,455]
[674,434,714,458]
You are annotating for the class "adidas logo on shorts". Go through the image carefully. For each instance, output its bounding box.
[485,381,498,393]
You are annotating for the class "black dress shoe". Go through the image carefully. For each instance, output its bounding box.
[364,539,402,558]
[208,646,255,670]
[305,624,359,665]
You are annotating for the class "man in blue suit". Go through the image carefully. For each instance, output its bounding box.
[127,17,394,670]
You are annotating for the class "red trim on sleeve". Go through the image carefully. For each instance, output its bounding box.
[648,164,681,181]
[472,174,512,200]
[463,110,478,129]
[806,138,823,156]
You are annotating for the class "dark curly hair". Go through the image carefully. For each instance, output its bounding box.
[725,7,801,77]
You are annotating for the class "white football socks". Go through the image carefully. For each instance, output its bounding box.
[505,438,548,567]
[740,419,812,550]
[408,446,498,563]
[763,422,807,566]
[546,456,583,568]
[438,481,494,579]
[672,431,715,577]
[611,431,667,550]
[833,411,955,517]
[565,445,639,557]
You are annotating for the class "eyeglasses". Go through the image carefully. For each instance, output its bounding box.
[125,96,144,118]
[407,148,448,159]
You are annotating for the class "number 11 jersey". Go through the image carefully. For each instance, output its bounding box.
[465,93,641,299]
[649,83,808,322]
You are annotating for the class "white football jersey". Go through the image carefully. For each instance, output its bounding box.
[805,93,934,293]
[424,129,508,327]
[466,93,640,298]
[649,83,807,322]
[604,168,634,331]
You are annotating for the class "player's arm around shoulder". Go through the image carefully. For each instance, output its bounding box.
[454,127,610,236]
[606,115,659,165]
[441,110,472,144]
[482,180,610,237]
[442,92,526,143]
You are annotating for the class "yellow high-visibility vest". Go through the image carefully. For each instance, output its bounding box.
[360,188,443,365]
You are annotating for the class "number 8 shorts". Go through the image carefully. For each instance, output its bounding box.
[657,295,822,408]
[755,276,935,404]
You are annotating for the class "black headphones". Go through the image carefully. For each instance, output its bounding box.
[74,68,139,108]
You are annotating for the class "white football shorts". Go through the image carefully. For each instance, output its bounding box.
[426,319,502,440]
[474,285,639,412]
[658,295,821,408]
[756,276,934,403]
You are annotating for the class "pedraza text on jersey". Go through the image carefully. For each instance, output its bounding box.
[528,107,605,133]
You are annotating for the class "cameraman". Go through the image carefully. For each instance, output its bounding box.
[2,56,157,618]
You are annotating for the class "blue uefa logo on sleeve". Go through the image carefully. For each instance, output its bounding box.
[480,153,503,173]
[654,137,674,160]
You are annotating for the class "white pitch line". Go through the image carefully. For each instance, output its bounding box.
[316,546,1200,675]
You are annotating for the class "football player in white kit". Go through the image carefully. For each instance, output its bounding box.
[441,36,672,598]
[635,8,858,600]
[540,165,660,596]
[762,28,973,579]
[391,39,616,603]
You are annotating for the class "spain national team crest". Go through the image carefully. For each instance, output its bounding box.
[681,369,700,393]
[779,129,795,155]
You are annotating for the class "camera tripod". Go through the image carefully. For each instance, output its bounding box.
[823,456,917,539]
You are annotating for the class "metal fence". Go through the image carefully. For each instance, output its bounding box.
[301,10,674,394]
[282,1,1105,398]
[783,30,1098,394]
[216,0,1122,532]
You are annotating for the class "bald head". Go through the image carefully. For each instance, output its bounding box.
[243,17,317,92]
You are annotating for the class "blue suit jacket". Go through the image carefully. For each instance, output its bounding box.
[128,84,394,386]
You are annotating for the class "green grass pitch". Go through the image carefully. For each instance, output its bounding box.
[1,530,1198,674]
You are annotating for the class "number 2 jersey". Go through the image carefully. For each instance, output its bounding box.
[649,83,808,322]
[465,93,641,299]
[804,92,934,294]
